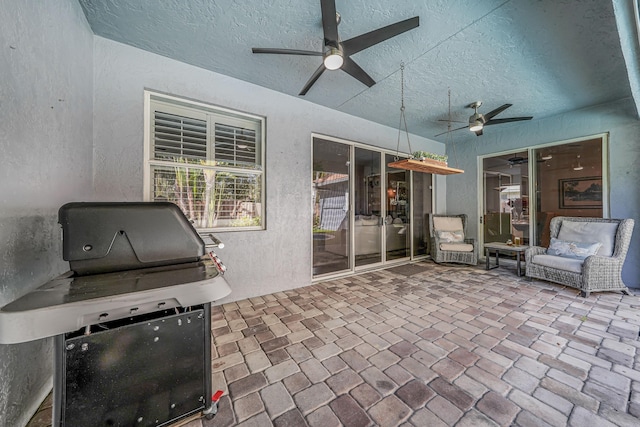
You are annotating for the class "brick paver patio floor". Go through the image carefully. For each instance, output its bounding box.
[27,261,640,426]
[201,262,640,427]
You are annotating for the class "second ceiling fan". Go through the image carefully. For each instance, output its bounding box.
[435,102,533,137]
[252,0,419,96]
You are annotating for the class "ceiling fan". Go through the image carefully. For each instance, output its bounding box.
[251,0,419,96]
[435,102,533,137]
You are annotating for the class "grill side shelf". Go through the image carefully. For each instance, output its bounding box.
[0,260,231,344]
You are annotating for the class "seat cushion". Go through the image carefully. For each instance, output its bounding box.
[433,216,464,232]
[532,254,583,273]
[557,221,618,257]
[440,243,474,252]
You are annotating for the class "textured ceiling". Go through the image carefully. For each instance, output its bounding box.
[78,0,633,143]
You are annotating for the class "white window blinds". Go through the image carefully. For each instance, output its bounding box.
[145,92,265,231]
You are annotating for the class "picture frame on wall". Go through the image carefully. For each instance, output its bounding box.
[559,176,602,209]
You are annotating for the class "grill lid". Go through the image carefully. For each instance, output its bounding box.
[59,202,205,275]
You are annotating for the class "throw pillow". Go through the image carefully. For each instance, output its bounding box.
[557,221,618,257]
[546,237,602,260]
[437,229,464,243]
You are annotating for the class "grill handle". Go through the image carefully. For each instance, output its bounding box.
[203,234,224,250]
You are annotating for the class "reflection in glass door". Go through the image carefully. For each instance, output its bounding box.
[385,154,411,261]
[482,151,529,246]
[354,148,382,267]
[312,139,350,276]
[532,137,604,246]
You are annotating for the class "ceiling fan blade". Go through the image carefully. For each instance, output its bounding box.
[437,119,466,123]
[483,104,512,121]
[320,0,339,47]
[341,57,375,87]
[252,48,322,56]
[299,63,327,96]
[484,117,533,126]
[434,124,468,137]
[342,16,419,56]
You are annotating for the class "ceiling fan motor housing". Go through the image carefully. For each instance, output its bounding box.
[469,112,485,125]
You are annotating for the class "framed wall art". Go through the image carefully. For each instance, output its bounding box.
[559,176,602,209]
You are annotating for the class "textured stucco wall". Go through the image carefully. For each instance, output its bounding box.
[91,37,445,304]
[446,98,640,288]
[0,1,94,426]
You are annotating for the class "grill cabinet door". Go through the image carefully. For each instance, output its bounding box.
[60,308,206,427]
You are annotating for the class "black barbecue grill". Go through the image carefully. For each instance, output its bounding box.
[0,202,232,427]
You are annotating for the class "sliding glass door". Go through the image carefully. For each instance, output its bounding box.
[412,172,432,257]
[312,138,351,276]
[354,147,382,267]
[482,151,529,246]
[312,136,432,279]
[480,134,607,249]
[385,154,411,261]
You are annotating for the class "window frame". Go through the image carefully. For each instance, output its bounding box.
[144,90,266,231]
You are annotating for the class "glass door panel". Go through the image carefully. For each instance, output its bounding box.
[412,172,432,257]
[312,138,350,276]
[385,154,410,261]
[532,138,604,246]
[354,148,382,267]
[482,151,529,246]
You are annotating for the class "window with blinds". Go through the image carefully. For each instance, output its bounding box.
[145,92,265,230]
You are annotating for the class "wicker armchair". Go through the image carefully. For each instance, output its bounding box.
[525,216,634,297]
[428,214,477,266]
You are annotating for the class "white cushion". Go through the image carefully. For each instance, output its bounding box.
[546,238,601,260]
[357,218,378,226]
[440,243,474,252]
[433,216,463,231]
[532,254,583,273]
[557,221,618,257]
[437,229,464,243]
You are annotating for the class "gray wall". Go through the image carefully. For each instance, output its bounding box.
[446,98,640,287]
[91,36,445,304]
[0,1,94,426]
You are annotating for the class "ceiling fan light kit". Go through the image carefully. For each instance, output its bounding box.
[573,154,584,171]
[469,119,484,132]
[323,47,343,70]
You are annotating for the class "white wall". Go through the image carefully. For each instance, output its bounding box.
[91,37,445,304]
[446,98,640,287]
[0,1,94,426]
